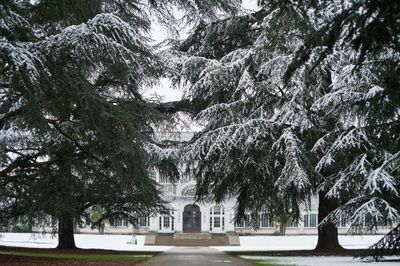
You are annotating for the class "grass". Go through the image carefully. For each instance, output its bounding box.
[244,258,287,266]
[241,256,297,266]
[0,250,152,261]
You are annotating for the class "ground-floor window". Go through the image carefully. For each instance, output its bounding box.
[163,216,170,228]
[235,213,274,228]
[260,213,274,228]
[303,213,317,227]
[85,217,92,227]
[159,209,174,231]
[234,214,250,228]
[36,215,53,227]
[210,206,225,232]
[138,216,150,227]
[336,216,347,228]
[109,217,128,227]
[289,221,299,227]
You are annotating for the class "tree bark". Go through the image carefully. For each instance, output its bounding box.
[279,221,286,236]
[57,215,76,249]
[315,191,343,250]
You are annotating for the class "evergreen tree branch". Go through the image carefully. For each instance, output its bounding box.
[156,99,195,114]
[46,119,109,167]
[0,106,23,129]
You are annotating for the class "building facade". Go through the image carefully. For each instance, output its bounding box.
[33,132,389,236]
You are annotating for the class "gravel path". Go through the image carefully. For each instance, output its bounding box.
[140,247,250,266]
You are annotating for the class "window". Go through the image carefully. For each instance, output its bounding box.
[148,168,156,180]
[235,219,245,228]
[37,216,52,226]
[80,217,91,228]
[260,213,274,228]
[139,216,149,227]
[86,217,92,227]
[110,217,128,227]
[162,184,176,195]
[159,174,169,183]
[210,206,225,231]
[304,213,317,227]
[336,216,347,228]
[159,208,174,231]
[214,217,221,228]
[290,221,298,227]
[163,216,170,228]
[44,216,52,226]
[180,174,191,183]
[234,214,250,228]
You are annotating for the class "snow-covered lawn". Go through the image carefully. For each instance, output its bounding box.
[0,233,171,251]
[213,235,384,251]
[1,233,395,265]
[241,256,398,266]
[0,233,383,253]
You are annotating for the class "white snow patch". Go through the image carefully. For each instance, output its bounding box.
[0,233,384,253]
[0,233,171,251]
[213,235,384,251]
[242,255,398,266]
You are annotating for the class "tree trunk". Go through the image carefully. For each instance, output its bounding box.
[57,215,76,249]
[315,191,343,250]
[279,223,286,236]
[99,223,104,235]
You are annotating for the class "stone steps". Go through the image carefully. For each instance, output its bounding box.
[153,233,232,246]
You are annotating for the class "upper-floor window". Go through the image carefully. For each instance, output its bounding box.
[162,184,176,195]
[148,168,156,180]
[159,173,170,184]
[180,174,192,183]
[210,206,224,215]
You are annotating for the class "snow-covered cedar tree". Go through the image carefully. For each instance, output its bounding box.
[0,0,241,249]
[162,0,399,252]
[277,0,400,257]
[162,3,320,243]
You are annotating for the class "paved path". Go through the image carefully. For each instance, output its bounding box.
[140,247,250,266]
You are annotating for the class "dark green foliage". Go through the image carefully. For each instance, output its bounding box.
[361,223,400,261]
[11,222,31,233]
[283,0,400,81]
[0,0,242,248]
[166,0,399,252]
[179,9,265,60]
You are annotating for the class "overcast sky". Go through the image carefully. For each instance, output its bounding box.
[144,0,259,103]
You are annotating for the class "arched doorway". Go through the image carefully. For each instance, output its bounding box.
[183,204,201,233]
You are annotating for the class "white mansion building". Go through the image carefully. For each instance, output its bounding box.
[74,132,385,238]
[77,171,324,236]
[32,133,387,243]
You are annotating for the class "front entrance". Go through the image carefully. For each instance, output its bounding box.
[183,204,201,233]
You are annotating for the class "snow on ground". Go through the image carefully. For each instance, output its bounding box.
[241,256,398,266]
[0,233,171,251]
[0,233,383,253]
[212,235,384,251]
